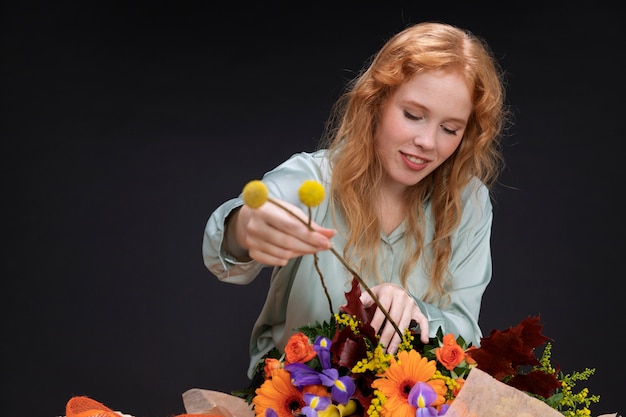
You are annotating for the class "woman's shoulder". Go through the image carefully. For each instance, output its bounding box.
[268,149,330,178]
[284,149,329,165]
[458,177,492,225]
[261,150,331,201]
[461,177,490,203]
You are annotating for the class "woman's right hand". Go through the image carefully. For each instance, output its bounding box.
[228,198,335,265]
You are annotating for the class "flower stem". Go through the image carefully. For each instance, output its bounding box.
[326,247,402,338]
[313,252,334,314]
[267,197,403,339]
[308,206,334,314]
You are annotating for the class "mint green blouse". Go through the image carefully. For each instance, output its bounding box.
[202,150,493,378]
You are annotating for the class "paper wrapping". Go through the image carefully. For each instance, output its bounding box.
[181,373,620,417]
[444,368,618,417]
[444,368,563,417]
[182,388,254,417]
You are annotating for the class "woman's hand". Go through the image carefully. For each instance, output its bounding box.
[230,198,335,265]
[360,283,430,352]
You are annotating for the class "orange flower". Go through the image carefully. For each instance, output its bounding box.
[427,379,447,408]
[371,350,437,417]
[284,332,317,364]
[435,334,465,371]
[264,358,282,379]
[464,346,477,366]
[252,368,327,417]
[452,377,465,397]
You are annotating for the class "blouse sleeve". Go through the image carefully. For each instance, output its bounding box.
[412,179,494,346]
[202,197,265,285]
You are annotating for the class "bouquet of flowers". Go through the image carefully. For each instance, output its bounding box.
[236,277,598,417]
[234,179,600,417]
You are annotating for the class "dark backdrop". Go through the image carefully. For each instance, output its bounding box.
[3,3,624,416]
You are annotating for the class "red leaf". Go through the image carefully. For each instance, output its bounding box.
[331,326,369,369]
[507,370,561,399]
[338,277,378,343]
[350,374,375,413]
[340,277,376,324]
[467,315,552,381]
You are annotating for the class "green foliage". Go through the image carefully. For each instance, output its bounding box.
[296,316,337,340]
[533,343,600,416]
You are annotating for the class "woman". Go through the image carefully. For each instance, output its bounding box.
[203,21,508,379]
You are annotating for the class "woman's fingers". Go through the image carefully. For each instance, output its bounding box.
[244,199,333,264]
[360,283,430,351]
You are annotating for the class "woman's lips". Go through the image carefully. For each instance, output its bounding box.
[401,152,429,170]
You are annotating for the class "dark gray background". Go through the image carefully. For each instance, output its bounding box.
[3,2,624,416]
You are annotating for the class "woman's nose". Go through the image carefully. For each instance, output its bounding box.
[412,123,437,149]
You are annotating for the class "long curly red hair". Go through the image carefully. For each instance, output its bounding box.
[320,22,509,303]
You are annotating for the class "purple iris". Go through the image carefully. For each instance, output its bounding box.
[301,393,332,417]
[407,382,440,417]
[285,336,356,405]
[314,336,332,369]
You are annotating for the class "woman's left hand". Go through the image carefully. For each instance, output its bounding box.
[359,283,430,353]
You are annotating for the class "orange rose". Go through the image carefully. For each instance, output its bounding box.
[427,379,447,407]
[263,358,282,379]
[464,346,478,366]
[452,377,465,397]
[435,334,465,370]
[284,332,317,364]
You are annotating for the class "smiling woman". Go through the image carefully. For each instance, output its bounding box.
[374,69,472,235]
[202,22,507,387]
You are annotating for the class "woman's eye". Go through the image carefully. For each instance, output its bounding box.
[403,111,423,121]
[441,125,458,135]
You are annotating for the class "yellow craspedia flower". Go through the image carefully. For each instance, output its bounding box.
[242,180,268,209]
[298,179,325,207]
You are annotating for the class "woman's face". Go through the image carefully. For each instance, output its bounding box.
[375,69,472,191]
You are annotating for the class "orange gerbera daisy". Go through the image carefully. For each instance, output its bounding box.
[252,368,328,417]
[371,350,437,417]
